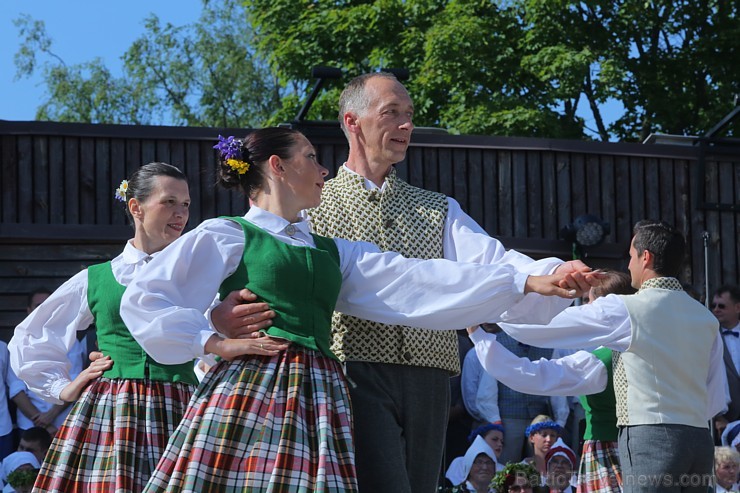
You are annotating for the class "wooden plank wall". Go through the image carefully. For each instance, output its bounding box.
[1,121,738,340]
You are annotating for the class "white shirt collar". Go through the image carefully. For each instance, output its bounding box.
[122,239,158,265]
[245,206,312,238]
[341,164,388,192]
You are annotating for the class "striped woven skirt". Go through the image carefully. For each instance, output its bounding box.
[33,378,194,493]
[576,439,622,493]
[142,346,356,493]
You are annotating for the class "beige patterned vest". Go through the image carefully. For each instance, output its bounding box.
[613,277,716,427]
[308,166,460,374]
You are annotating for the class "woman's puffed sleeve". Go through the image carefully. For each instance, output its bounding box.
[120,219,245,364]
[8,270,93,403]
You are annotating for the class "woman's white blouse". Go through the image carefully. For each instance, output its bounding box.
[120,206,567,365]
[470,331,608,397]
[9,241,160,404]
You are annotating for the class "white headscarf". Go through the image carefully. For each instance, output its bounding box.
[445,435,498,486]
[0,451,40,490]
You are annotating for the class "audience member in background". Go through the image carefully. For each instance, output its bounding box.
[462,324,501,427]
[0,342,13,462]
[7,289,79,436]
[443,330,476,485]
[523,415,562,482]
[496,332,558,464]
[713,285,740,439]
[713,446,740,493]
[0,451,40,493]
[491,462,543,493]
[442,435,498,492]
[544,439,577,493]
[722,421,740,453]
[468,423,505,462]
[16,428,51,465]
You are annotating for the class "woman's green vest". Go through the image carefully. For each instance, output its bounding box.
[218,217,342,360]
[87,262,197,385]
[579,347,617,441]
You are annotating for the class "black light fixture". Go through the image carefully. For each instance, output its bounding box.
[384,67,410,81]
[293,66,343,122]
[561,214,610,259]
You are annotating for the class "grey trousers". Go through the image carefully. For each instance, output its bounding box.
[347,361,450,493]
[619,424,714,493]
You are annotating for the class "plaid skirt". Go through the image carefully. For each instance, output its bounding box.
[142,346,356,493]
[34,378,194,493]
[576,440,622,493]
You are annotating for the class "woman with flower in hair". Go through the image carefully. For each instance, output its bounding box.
[9,162,277,492]
[522,415,562,482]
[119,127,586,492]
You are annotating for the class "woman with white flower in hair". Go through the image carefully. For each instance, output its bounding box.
[119,127,586,492]
[9,162,280,492]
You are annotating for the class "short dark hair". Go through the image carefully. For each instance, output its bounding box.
[590,270,635,299]
[27,288,52,309]
[713,285,740,303]
[122,162,188,224]
[20,427,52,450]
[632,220,686,277]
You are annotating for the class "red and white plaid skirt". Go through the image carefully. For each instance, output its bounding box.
[143,346,357,493]
[576,439,622,493]
[34,378,194,493]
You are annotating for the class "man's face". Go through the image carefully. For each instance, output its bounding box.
[712,292,740,329]
[547,455,574,490]
[354,77,414,167]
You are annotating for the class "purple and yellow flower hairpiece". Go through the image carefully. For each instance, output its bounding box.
[213,135,250,175]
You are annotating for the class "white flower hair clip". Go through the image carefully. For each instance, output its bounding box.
[114,180,129,202]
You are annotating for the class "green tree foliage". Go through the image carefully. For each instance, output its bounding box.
[13,1,282,127]
[247,0,737,140]
[14,1,738,140]
[520,0,739,141]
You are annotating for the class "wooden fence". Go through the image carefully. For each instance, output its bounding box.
[1,120,738,339]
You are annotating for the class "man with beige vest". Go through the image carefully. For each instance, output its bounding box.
[498,220,727,492]
[306,72,593,493]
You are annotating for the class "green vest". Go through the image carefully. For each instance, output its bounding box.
[218,217,343,360]
[87,262,198,385]
[579,347,617,441]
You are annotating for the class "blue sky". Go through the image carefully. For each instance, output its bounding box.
[1,0,202,121]
[1,1,623,139]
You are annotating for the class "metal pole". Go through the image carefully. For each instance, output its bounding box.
[702,231,710,308]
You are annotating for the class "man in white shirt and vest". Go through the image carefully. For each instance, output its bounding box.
[498,220,726,493]
[305,72,594,493]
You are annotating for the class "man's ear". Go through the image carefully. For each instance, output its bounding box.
[642,249,654,269]
[344,112,360,134]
